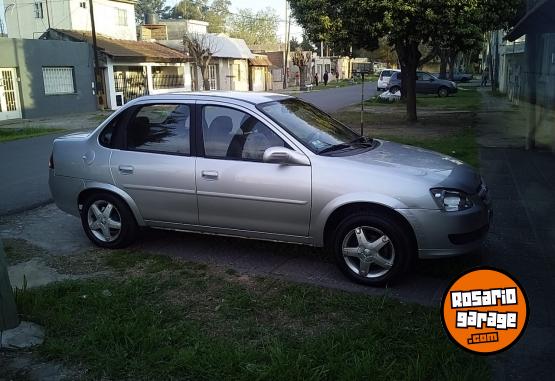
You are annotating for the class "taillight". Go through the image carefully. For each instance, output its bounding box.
[48,152,54,169]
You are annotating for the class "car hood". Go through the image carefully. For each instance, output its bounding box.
[339,140,481,193]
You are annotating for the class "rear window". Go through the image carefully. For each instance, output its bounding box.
[381,70,392,77]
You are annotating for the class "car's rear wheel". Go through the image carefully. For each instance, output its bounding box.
[438,87,449,97]
[389,86,401,94]
[81,192,138,249]
[332,211,413,286]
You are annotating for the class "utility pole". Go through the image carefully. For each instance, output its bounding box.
[360,71,365,136]
[89,0,101,107]
[283,0,290,89]
[45,0,51,29]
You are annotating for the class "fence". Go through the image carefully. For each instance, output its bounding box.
[152,74,185,90]
[114,73,147,103]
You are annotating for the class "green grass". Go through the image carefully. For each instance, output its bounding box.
[378,128,479,167]
[0,127,66,142]
[367,87,482,111]
[15,250,489,380]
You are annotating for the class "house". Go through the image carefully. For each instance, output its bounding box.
[0,38,97,120]
[42,29,189,110]
[248,55,272,91]
[5,0,136,40]
[492,0,555,150]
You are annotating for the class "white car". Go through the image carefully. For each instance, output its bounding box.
[377,69,401,91]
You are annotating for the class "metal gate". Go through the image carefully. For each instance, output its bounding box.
[0,68,21,120]
[114,69,147,105]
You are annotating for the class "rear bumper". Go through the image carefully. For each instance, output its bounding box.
[397,203,491,258]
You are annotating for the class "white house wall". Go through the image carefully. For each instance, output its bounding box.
[5,0,136,40]
[6,0,71,39]
[70,0,136,40]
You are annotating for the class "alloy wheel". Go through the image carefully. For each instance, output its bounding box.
[341,226,395,278]
[87,200,122,242]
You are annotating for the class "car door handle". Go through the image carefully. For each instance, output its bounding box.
[201,170,219,180]
[118,165,134,174]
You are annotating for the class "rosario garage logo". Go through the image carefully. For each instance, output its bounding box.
[441,267,529,354]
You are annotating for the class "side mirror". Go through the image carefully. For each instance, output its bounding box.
[263,147,310,166]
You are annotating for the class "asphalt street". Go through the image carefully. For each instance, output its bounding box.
[0,83,378,216]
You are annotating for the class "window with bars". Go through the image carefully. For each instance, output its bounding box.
[79,2,87,8]
[117,9,127,26]
[42,67,75,95]
[34,2,44,19]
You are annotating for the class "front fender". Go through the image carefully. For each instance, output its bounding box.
[83,181,146,226]
[311,192,410,247]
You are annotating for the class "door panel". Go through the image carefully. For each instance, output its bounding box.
[111,151,197,224]
[196,158,311,236]
[110,103,197,224]
[196,103,311,236]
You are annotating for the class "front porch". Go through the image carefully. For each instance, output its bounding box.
[105,61,191,109]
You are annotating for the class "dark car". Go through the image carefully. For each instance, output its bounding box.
[433,73,474,82]
[387,71,458,97]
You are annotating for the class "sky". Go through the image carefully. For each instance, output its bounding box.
[0,0,305,42]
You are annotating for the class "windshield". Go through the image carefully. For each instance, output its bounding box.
[258,98,359,153]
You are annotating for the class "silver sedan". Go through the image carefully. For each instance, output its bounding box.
[49,92,491,286]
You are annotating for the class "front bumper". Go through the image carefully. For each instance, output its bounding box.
[397,202,492,258]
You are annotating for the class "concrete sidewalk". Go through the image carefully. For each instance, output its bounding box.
[475,89,555,380]
[0,110,112,131]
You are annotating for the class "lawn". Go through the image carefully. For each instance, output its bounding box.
[368,86,482,111]
[14,250,489,380]
[0,127,66,142]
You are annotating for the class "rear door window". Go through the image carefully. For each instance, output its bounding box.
[126,104,191,155]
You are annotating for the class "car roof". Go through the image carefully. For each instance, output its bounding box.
[137,91,292,105]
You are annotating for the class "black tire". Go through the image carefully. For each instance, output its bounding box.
[389,86,401,94]
[81,192,138,249]
[438,87,449,97]
[331,210,413,287]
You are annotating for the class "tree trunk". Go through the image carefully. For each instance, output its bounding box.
[448,51,456,81]
[200,64,210,91]
[299,66,307,91]
[0,239,19,331]
[397,42,420,123]
[439,50,448,79]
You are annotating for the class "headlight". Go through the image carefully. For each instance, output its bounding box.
[430,188,473,212]
[450,81,457,87]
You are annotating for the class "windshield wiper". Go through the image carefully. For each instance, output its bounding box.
[318,143,351,155]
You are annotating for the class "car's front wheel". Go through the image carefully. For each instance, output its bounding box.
[332,211,413,286]
[81,192,138,249]
[438,87,449,97]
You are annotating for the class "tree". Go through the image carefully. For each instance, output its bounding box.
[172,0,208,20]
[228,8,280,46]
[136,0,165,23]
[300,34,316,51]
[290,0,522,123]
[183,32,221,90]
[291,49,312,90]
[206,0,230,33]
[290,37,300,51]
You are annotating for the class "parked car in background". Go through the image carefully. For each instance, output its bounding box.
[387,71,458,97]
[49,92,491,287]
[377,69,400,91]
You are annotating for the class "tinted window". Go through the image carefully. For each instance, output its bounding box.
[381,70,392,77]
[202,105,286,161]
[258,99,359,153]
[417,72,433,81]
[99,115,120,148]
[390,72,399,80]
[127,104,190,155]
